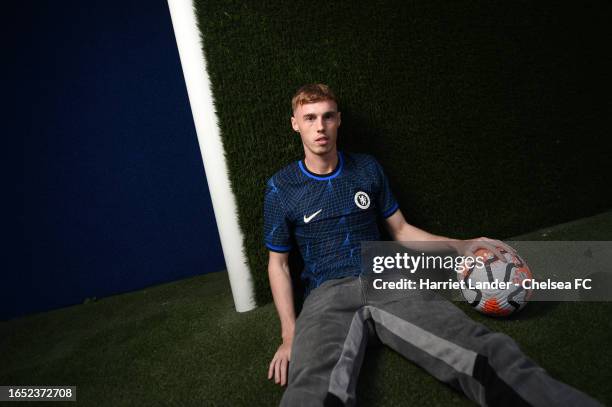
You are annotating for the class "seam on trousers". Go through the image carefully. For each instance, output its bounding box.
[367,306,478,376]
[327,305,479,405]
[327,309,369,405]
[366,306,477,376]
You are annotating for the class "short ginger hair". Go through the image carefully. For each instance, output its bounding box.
[291,83,338,114]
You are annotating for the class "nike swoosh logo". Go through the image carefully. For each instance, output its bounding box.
[304,209,322,223]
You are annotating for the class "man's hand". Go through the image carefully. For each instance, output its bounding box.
[453,237,517,262]
[268,339,292,386]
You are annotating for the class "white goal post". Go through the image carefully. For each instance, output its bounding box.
[167,0,256,312]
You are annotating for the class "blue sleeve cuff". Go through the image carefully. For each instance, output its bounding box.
[265,242,292,253]
[382,202,399,218]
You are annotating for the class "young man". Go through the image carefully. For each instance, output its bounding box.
[263,84,601,406]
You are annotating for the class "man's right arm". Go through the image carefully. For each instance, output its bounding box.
[267,251,295,387]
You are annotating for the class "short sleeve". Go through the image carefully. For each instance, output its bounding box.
[263,177,292,252]
[373,159,399,218]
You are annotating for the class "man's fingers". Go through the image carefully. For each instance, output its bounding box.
[498,240,518,255]
[280,358,287,386]
[268,358,275,380]
[469,241,505,263]
[484,237,518,255]
[488,244,506,262]
[275,358,281,384]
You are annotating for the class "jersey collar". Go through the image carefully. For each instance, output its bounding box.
[298,152,344,181]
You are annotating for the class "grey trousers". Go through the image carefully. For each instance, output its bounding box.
[280,275,602,407]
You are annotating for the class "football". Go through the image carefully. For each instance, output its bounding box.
[458,246,533,316]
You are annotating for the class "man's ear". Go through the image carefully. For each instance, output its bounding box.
[291,116,299,132]
[337,111,341,127]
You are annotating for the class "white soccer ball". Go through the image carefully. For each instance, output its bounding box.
[458,247,533,316]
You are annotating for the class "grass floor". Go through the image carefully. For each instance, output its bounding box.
[2,211,612,406]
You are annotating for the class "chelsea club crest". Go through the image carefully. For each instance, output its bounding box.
[354,191,370,209]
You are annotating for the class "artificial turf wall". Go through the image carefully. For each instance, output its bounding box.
[194,0,611,305]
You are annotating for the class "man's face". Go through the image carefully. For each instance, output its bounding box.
[291,100,341,156]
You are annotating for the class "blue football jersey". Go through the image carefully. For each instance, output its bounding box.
[263,152,399,295]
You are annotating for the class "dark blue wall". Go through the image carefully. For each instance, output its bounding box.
[9,0,225,320]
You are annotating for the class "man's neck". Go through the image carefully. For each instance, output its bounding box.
[303,149,338,175]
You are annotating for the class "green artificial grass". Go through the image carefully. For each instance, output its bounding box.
[194,0,611,304]
[2,211,611,406]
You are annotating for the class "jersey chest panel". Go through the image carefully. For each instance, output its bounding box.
[284,170,379,242]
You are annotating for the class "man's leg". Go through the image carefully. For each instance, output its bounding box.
[362,287,603,407]
[281,276,369,407]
